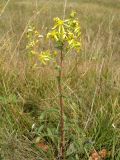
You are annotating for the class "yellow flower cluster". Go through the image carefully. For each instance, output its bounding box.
[47,11,81,52]
[26,11,81,65]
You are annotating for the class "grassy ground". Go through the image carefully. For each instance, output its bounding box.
[0,0,120,159]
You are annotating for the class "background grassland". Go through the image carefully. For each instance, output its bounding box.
[0,0,120,159]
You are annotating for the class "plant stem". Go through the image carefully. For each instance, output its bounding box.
[58,49,64,159]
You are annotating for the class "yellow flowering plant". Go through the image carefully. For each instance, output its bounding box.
[26,11,81,159]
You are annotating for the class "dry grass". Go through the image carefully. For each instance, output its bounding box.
[0,0,120,159]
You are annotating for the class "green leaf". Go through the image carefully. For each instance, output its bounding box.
[66,143,76,156]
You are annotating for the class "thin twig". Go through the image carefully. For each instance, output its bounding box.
[63,0,67,20]
[0,0,10,17]
[84,58,105,130]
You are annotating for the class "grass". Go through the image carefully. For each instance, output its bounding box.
[0,0,120,159]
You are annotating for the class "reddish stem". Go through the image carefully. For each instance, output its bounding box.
[58,49,64,159]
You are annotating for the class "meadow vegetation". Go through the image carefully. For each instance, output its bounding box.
[0,0,120,159]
